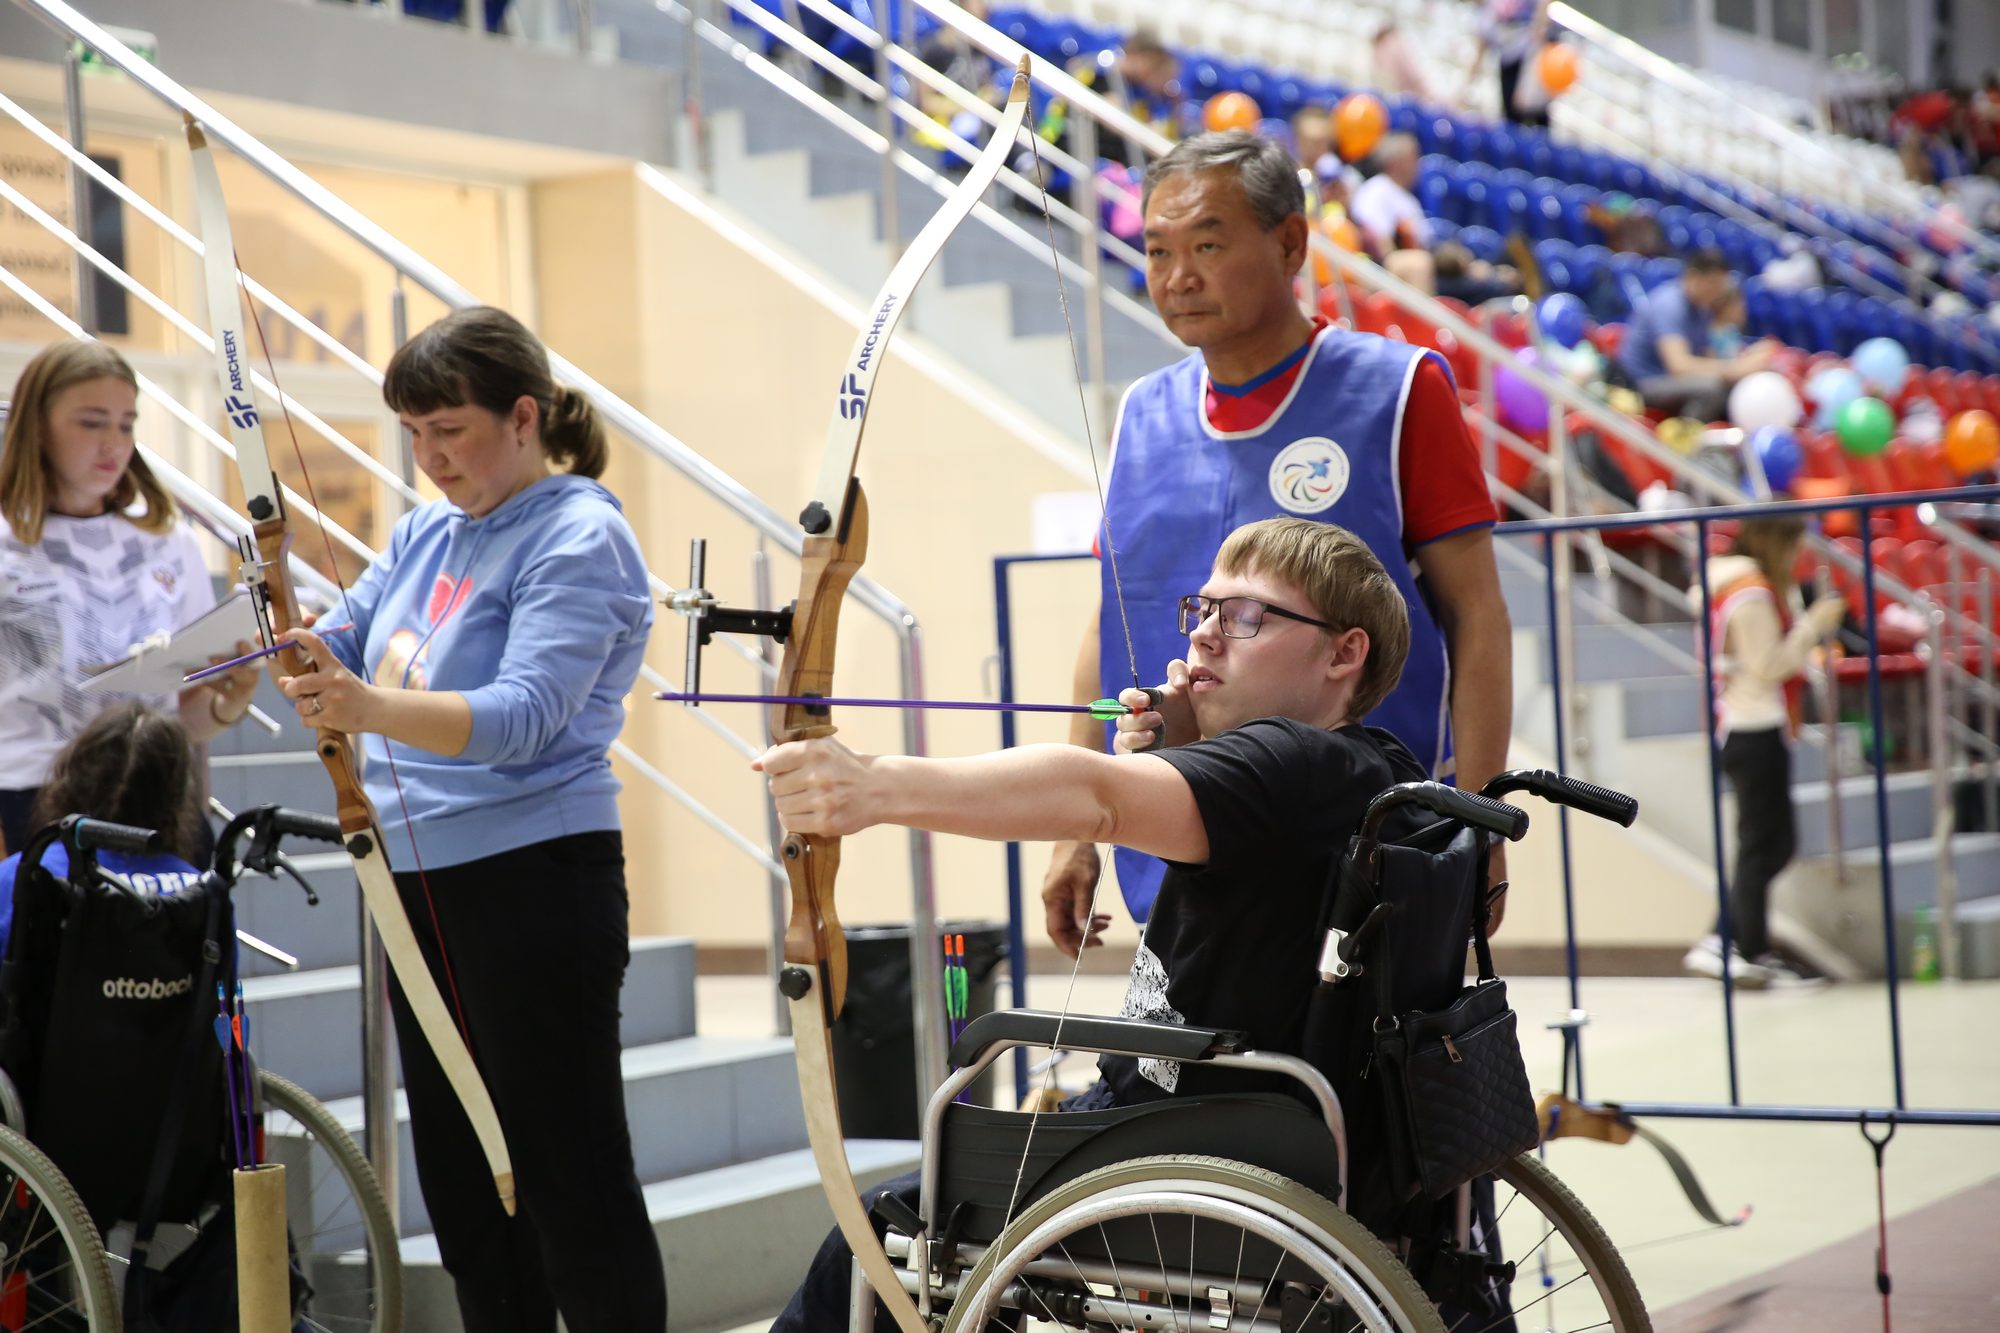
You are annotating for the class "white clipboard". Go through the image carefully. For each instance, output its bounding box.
[77,591,261,696]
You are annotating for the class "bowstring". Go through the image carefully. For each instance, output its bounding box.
[238,274,474,1048]
[987,82,1147,1235]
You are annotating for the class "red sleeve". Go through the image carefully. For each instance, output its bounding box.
[1397,355,1495,548]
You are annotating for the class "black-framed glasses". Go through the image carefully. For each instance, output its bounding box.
[1177,594,1335,639]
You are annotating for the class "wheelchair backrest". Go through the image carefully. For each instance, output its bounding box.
[0,861,230,1231]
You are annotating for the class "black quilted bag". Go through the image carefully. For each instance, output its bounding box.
[1369,866,1540,1200]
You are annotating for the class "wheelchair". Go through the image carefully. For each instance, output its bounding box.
[860,771,1649,1332]
[0,806,400,1331]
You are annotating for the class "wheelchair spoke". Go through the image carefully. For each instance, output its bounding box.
[1144,1214,1187,1333]
[1474,1267,1594,1333]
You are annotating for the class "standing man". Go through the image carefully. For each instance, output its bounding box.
[1043,130,1513,954]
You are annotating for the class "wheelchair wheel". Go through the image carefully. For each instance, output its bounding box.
[940,1154,1447,1332]
[259,1073,403,1333]
[1489,1154,1648,1333]
[0,1123,119,1329]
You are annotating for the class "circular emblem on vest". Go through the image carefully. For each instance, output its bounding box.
[1268,437,1351,514]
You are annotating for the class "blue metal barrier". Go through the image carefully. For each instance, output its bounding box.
[992,483,2000,1125]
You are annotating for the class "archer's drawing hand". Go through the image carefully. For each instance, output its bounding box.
[756,737,882,837]
[1113,660,1195,753]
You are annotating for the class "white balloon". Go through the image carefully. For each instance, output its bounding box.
[1728,371,1803,433]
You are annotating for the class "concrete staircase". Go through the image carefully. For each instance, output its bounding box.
[1497,534,2000,980]
[210,674,916,1331]
[599,0,1183,450]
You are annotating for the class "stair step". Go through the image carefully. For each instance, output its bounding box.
[244,937,697,1102]
[398,1140,921,1333]
[284,1035,807,1238]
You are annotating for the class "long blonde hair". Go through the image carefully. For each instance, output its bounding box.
[1730,515,1808,601]
[2,340,176,545]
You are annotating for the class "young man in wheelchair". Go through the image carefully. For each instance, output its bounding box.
[758,516,1442,1328]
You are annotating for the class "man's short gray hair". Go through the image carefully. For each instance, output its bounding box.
[1142,130,1306,231]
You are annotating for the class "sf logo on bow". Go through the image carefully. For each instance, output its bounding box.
[225,394,260,432]
[838,373,867,421]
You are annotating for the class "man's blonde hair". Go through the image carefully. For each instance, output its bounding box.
[1214,518,1410,721]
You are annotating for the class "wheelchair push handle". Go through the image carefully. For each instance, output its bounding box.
[268,809,343,844]
[65,816,163,855]
[212,804,345,899]
[1480,769,1638,827]
[1360,781,1530,843]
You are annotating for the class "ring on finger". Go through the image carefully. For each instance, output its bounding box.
[307,697,325,716]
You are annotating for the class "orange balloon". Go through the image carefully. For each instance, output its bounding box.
[1203,92,1261,134]
[1538,43,1580,95]
[1944,409,2000,477]
[1311,214,1363,284]
[1333,93,1387,162]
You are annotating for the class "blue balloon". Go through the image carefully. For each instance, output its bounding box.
[1751,425,1803,493]
[1536,292,1589,349]
[1852,336,1910,395]
[1809,366,1864,430]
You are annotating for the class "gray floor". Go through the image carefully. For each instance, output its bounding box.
[705,969,2000,1331]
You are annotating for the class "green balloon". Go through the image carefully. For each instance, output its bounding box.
[1836,395,1895,457]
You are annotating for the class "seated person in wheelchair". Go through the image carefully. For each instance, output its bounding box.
[757,516,1429,1329]
[0,702,205,951]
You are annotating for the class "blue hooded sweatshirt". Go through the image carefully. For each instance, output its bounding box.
[326,473,654,872]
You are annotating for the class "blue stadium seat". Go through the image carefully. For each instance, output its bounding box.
[1527,177,1565,241]
[1457,225,1507,264]
[1417,159,1453,221]
[1559,183,1599,246]
[1640,256,1683,291]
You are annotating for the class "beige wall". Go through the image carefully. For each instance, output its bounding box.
[530,169,1101,950]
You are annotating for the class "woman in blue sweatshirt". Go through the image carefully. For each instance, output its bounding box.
[276,307,663,1332]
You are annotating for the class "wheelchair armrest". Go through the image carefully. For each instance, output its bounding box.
[948,1010,1248,1069]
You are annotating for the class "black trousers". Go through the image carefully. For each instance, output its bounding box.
[387,831,666,1333]
[1720,728,1795,959]
[1497,58,1552,128]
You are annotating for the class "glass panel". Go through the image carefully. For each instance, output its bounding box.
[1826,0,1862,56]
[1715,0,1757,35]
[1773,0,1811,49]
[1872,0,1909,75]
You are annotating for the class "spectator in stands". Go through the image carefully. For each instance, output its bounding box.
[1291,105,1350,198]
[1688,515,1845,987]
[1350,133,1429,258]
[1613,248,1778,423]
[1972,73,2000,167]
[1040,130,1513,950]
[1069,30,1183,168]
[0,340,260,857]
[1371,21,1438,103]
[1350,135,1519,303]
[1465,0,1551,128]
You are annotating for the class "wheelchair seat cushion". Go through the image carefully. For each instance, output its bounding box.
[934,1093,1341,1245]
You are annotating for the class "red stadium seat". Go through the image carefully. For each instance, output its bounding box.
[1484,308,1531,349]
[1801,430,1849,480]
[1898,538,1945,590]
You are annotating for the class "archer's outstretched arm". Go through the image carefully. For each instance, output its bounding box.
[756,736,1208,865]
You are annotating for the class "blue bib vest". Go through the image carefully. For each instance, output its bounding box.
[1099,327,1456,921]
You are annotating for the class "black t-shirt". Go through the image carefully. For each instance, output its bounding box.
[1099,718,1426,1106]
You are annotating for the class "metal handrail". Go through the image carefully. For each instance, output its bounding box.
[15,0,953,1123]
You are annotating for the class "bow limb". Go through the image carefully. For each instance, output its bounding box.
[773,59,1033,1333]
[185,119,515,1215]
